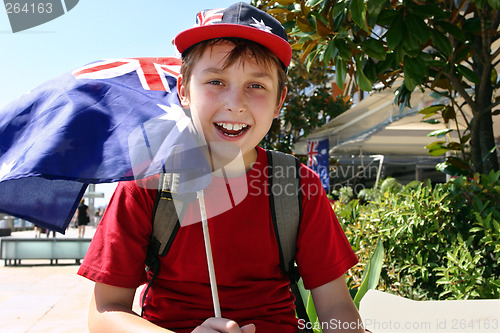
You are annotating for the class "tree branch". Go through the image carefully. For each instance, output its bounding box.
[422,82,471,129]
[491,98,500,109]
[446,70,478,113]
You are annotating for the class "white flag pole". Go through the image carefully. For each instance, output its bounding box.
[197,190,221,317]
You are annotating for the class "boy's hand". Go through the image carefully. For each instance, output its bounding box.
[192,318,256,333]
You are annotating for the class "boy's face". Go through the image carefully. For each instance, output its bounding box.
[177,41,287,168]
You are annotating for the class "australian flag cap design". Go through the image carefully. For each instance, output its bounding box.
[174,2,292,68]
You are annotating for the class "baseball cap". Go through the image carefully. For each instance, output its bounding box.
[174,2,292,69]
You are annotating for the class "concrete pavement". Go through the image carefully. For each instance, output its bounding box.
[0,227,141,333]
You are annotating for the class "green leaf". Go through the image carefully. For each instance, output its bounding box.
[445,156,470,170]
[351,0,368,31]
[305,0,324,8]
[405,13,430,43]
[461,133,471,144]
[447,142,462,150]
[410,4,447,19]
[404,75,418,92]
[432,29,452,56]
[394,83,413,111]
[367,0,387,18]
[353,238,384,308]
[377,9,399,25]
[357,68,373,91]
[435,21,466,42]
[393,45,405,64]
[331,1,348,20]
[426,140,451,156]
[305,48,321,71]
[426,141,447,150]
[402,36,422,57]
[355,57,374,91]
[361,38,387,60]
[422,119,441,124]
[335,38,353,60]
[419,104,446,116]
[442,106,457,123]
[491,68,498,84]
[457,64,480,84]
[473,0,488,9]
[488,0,500,9]
[437,161,469,176]
[404,56,424,86]
[375,53,394,73]
[324,39,337,67]
[429,148,450,156]
[306,293,319,325]
[335,57,347,90]
[483,144,499,162]
[492,220,500,232]
[427,129,452,137]
[386,15,404,50]
[363,59,378,82]
[297,278,310,307]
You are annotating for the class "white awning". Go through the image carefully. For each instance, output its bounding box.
[294,85,476,157]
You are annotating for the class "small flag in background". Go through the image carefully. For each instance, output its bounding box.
[307,138,329,192]
[0,57,211,233]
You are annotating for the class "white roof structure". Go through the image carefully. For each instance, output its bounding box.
[294,84,498,161]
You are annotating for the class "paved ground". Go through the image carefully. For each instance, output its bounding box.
[0,227,141,333]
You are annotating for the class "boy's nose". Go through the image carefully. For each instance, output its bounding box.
[225,88,246,113]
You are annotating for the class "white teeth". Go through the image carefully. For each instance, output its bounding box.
[216,122,248,131]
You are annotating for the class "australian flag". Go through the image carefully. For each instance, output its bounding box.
[307,138,329,192]
[0,57,211,233]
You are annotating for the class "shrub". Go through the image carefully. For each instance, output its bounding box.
[336,172,500,300]
[331,186,354,203]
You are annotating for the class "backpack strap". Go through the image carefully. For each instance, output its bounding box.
[266,150,301,275]
[142,172,186,317]
[266,150,312,332]
[152,173,185,256]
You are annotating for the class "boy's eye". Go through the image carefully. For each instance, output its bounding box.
[250,83,264,89]
[208,80,223,86]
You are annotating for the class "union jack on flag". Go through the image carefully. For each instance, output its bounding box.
[307,138,329,192]
[196,8,224,26]
[72,57,181,92]
[307,141,319,167]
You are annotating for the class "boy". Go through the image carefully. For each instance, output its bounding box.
[78,2,363,332]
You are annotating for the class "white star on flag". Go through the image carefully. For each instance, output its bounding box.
[0,161,15,181]
[157,104,192,132]
[250,17,272,33]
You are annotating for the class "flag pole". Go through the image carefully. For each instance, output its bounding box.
[197,190,221,317]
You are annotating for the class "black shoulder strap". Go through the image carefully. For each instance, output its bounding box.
[142,173,185,317]
[266,150,312,331]
[266,150,302,275]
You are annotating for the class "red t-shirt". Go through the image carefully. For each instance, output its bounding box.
[78,147,358,332]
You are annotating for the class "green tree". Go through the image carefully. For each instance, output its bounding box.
[253,0,499,175]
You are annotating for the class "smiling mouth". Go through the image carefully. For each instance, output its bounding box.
[215,122,249,137]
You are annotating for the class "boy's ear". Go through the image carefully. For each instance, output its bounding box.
[177,75,190,108]
[274,86,288,118]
